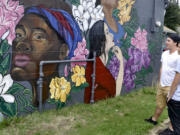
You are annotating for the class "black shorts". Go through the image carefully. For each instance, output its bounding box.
[167,99,180,135]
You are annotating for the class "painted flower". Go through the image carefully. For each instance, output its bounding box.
[72,0,104,32]
[117,0,135,25]
[71,38,89,69]
[49,77,71,102]
[107,55,120,80]
[0,0,24,45]
[0,74,14,103]
[71,65,86,87]
[131,27,148,52]
[123,46,151,91]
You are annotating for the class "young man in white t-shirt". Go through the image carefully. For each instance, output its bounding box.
[145,33,180,134]
[167,42,180,135]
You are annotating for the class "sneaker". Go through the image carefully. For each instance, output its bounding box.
[144,116,158,125]
[159,128,174,135]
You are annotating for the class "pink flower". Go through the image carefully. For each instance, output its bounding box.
[64,65,68,77]
[0,0,24,45]
[131,27,148,52]
[71,55,87,69]
[74,38,89,56]
[71,38,89,69]
[124,32,127,40]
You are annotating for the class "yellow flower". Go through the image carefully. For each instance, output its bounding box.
[49,77,71,102]
[117,0,135,25]
[71,65,86,87]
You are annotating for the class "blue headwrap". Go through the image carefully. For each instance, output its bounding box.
[25,6,82,59]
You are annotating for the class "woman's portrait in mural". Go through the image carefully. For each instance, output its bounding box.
[84,20,115,103]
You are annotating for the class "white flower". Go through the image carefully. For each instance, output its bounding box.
[72,0,104,32]
[1,30,10,40]
[0,74,14,103]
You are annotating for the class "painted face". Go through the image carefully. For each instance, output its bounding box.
[165,37,177,50]
[11,14,64,81]
[104,23,114,52]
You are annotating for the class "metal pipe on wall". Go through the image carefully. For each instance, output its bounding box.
[37,55,96,112]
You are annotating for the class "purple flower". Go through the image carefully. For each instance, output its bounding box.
[107,55,120,80]
[123,46,151,92]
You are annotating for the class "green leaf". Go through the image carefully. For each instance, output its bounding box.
[0,65,4,74]
[0,99,17,117]
[47,98,57,104]
[71,83,89,92]
[1,54,10,75]
[0,40,10,56]
[69,0,80,6]
[113,9,120,21]
[6,83,25,95]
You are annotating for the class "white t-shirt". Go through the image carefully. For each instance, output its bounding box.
[160,50,179,87]
[172,57,180,101]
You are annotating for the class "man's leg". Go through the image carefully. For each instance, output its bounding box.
[145,85,167,125]
[168,99,180,135]
[152,106,164,121]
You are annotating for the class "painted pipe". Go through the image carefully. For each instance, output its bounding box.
[37,54,96,112]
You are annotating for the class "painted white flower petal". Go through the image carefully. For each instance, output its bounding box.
[72,5,77,16]
[78,5,84,15]
[0,74,3,84]
[96,5,102,10]
[98,6,103,13]
[1,30,10,40]
[89,19,96,29]
[87,2,94,9]
[0,94,15,103]
[80,0,83,4]
[73,9,81,18]
[0,85,4,95]
[92,0,96,4]
[83,11,90,20]
[93,8,98,14]
[1,74,13,94]
[91,13,96,19]
[76,18,84,31]
[0,74,3,94]
[88,7,93,13]
[72,5,77,11]
[82,1,87,8]
[83,19,89,31]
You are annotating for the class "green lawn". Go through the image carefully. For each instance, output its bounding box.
[0,87,168,135]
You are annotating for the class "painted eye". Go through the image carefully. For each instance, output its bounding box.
[33,34,45,40]
[16,33,22,38]
[35,35,42,39]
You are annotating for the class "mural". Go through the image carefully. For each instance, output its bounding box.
[0,0,161,118]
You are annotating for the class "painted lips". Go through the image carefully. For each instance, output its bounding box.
[14,55,31,67]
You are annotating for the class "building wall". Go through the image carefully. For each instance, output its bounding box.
[0,0,165,118]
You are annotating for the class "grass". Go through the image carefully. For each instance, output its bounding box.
[0,87,168,135]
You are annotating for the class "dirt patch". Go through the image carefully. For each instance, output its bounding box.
[26,115,85,135]
[147,119,170,135]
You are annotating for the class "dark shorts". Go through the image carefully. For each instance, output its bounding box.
[167,99,180,135]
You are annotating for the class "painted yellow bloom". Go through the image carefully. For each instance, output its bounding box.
[117,0,135,25]
[49,77,71,102]
[71,65,86,87]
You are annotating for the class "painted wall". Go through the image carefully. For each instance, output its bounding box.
[0,0,165,118]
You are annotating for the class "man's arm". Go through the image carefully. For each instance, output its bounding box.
[167,72,180,102]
